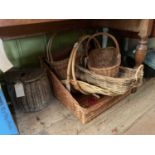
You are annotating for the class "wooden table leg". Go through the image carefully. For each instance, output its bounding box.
[131,38,148,93]
[132,19,153,93]
[135,38,148,67]
[134,19,153,67]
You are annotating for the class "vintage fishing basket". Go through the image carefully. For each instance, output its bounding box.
[86,32,121,77]
[5,68,52,112]
[64,35,144,96]
[46,35,69,80]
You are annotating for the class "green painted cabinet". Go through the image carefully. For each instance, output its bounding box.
[3,30,86,68]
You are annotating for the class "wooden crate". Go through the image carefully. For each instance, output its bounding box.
[46,64,130,124]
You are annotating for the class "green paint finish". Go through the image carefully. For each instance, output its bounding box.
[4,35,47,68]
[48,31,82,51]
[4,40,20,67]
[1,29,96,76]
[3,30,86,68]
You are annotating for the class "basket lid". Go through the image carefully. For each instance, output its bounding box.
[20,68,46,83]
[4,68,46,83]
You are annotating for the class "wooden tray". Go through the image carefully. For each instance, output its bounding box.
[46,64,130,124]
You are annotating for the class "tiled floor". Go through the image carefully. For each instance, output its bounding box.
[15,78,155,135]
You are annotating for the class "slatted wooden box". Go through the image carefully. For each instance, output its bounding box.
[45,63,130,124]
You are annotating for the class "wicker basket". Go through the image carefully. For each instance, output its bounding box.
[46,35,69,80]
[86,32,121,77]
[5,68,52,112]
[65,35,144,96]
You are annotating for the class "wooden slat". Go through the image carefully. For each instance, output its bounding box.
[91,19,142,32]
[0,19,66,27]
[0,19,154,39]
[0,20,91,38]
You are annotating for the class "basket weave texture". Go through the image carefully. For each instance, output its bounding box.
[46,35,69,80]
[64,34,144,96]
[86,32,121,77]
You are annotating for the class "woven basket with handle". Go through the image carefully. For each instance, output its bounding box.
[46,35,69,80]
[86,32,121,77]
[64,35,144,96]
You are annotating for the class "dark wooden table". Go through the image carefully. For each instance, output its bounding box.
[0,19,154,66]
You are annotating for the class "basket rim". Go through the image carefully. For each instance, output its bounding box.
[47,57,69,65]
[89,46,117,51]
[88,54,121,71]
[77,65,144,82]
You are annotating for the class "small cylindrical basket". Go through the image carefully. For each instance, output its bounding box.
[5,68,52,112]
[46,35,69,80]
[86,32,121,77]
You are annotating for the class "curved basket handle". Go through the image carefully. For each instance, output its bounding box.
[85,32,120,56]
[46,34,56,63]
[84,36,101,51]
[46,37,51,62]
[135,64,144,82]
[78,35,102,68]
[66,35,91,94]
[130,64,144,88]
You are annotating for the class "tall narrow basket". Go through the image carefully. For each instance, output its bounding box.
[46,35,69,80]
